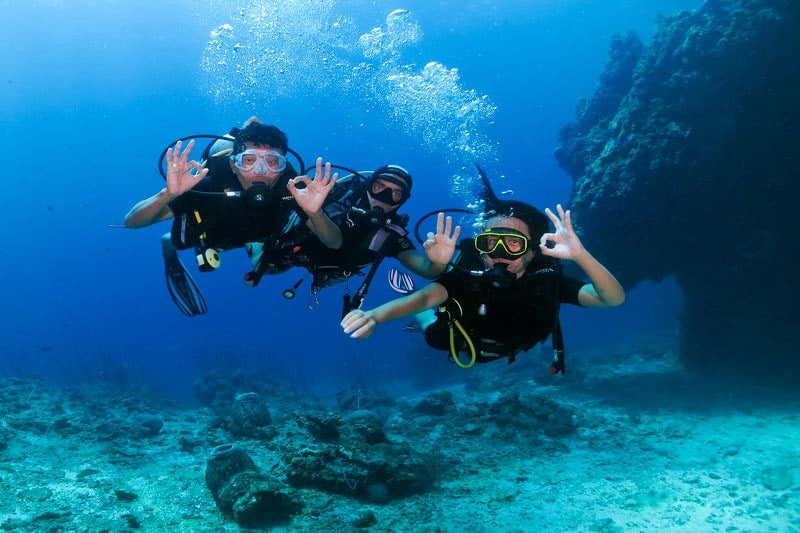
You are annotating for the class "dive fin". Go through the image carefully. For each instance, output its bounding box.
[475,163,501,213]
[164,250,208,317]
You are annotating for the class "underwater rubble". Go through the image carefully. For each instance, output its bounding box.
[1,351,798,531]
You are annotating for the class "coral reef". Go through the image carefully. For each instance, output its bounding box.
[227,392,272,438]
[2,366,798,531]
[205,444,300,527]
[555,0,800,379]
[285,409,435,502]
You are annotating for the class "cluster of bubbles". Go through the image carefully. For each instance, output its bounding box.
[201,0,356,106]
[356,10,498,195]
[200,4,496,198]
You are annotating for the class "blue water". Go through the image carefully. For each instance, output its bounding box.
[1,0,701,400]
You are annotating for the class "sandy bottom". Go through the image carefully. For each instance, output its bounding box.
[1,349,798,532]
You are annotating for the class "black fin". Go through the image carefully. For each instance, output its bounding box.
[164,250,208,317]
[475,163,501,213]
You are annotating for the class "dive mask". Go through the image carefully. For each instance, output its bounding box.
[368,175,409,206]
[475,228,530,260]
[231,149,287,174]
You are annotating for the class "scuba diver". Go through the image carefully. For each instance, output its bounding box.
[123,117,341,316]
[246,164,459,316]
[340,168,625,374]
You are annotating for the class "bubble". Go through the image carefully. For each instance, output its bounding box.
[200,1,357,108]
[199,5,496,201]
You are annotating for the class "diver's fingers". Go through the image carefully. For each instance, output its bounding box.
[168,141,185,166]
[540,232,557,245]
[342,311,376,338]
[443,215,453,237]
[349,322,374,339]
[181,139,195,159]
[451,224,462,241]
[341,310,364,331]
[291,175,311,186]
[188,161,208,178]
[435,212,444,235]
[544,207,562,228]
[561,208,574,233]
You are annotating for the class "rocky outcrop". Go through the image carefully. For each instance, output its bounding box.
[555,0,799,379]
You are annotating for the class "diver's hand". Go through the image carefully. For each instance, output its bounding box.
[540,204,586,260]
[341,309,378,339]
[422,212,461,266]
[288,157,338,215]
[165,139,208,197]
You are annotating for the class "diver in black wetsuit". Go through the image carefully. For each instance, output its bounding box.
[247,164,460,311]
[341,195,625,372]
[123,117,340,316]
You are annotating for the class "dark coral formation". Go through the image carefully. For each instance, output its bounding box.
[228,392,272,438]
[285,410,435,502]
[205,444,300,527]
[555,0,799,379]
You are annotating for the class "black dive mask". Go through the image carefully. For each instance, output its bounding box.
[484,263,516,289]
[243,182,273,208]
[369,187,402,206]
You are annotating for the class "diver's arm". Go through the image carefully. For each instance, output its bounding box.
[573,250,625,307]
[397,213,461,278]
[540,204,625,307]
[124,188,176,228]
[304,212,343,249]
[397,250,444,279]
[290,158,343,249]
[125,139,208,228]
[341,282,449,339]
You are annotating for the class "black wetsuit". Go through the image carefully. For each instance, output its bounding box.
[425,241,585,360]
[283,179,416,286]
[168,157,298,251]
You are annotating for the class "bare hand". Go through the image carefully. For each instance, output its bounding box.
[288,157,338,215]
[540,204,586,260]
[165,139,208,197]
[422,212,461,266]
[341,309,377,339]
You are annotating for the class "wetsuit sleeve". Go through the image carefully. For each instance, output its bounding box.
[433,269,461,298]
[560,275,586,306]
[387,234,416,256]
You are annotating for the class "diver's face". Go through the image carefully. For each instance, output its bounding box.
[230,142,285,190]
[480,216,535,278]
[367,175,409,213]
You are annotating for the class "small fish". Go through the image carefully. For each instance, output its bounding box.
[388,268,415,294]
[401,321,422,333]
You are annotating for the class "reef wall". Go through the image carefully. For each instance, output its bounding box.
[554,0,799,380]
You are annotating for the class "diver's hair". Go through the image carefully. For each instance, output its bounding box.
[485,200,549,240]
[233,123,289,154]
